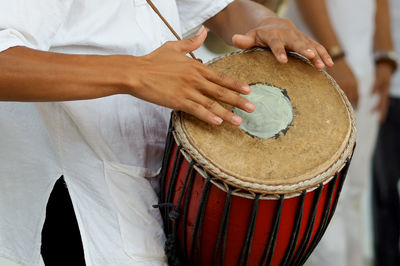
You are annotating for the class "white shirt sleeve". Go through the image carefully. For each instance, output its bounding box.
[176,0,234,36]
[0,0,73,52]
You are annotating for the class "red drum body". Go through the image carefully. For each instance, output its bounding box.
[157,49,356,266]
[160,130,351,266]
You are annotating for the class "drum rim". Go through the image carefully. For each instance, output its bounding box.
[173,48,356,194]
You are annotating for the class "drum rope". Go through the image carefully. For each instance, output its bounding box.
[299,156,352,265]
[281,191,306,266]
[326,157,352,225]
[181,167,197,263]
[165,161,196,266]
[260,195,284,266]
[212,188,233,266]
[239,194,261,266]
[165,146,183,233]
[298,173,338,265]
[289,184,323,265]
[145,0,201,62]
[189,175,211,265]
[159,120,174,206]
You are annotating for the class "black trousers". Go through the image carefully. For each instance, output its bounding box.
[372,98,400,266]
[41,177,86,266]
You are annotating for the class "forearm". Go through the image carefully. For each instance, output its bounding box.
[205,0,277,45]
[0,46,128,101]
[374,0,393,51]
[296,0,341,49]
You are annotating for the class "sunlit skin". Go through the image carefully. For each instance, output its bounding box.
[0,0,333,126]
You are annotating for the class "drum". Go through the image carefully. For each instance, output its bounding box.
[157,48,356,266]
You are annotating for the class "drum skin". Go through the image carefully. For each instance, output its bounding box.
[161,141,348,266]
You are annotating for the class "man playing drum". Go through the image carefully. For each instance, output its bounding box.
[0,0,333,265]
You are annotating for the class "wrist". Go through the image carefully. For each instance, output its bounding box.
[106,55,143,96]
[327,45,346,62]
[374,50,398,73]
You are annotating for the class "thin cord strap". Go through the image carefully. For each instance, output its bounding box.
[146,0,200,61]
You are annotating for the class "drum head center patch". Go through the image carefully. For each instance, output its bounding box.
[233,83,293,139]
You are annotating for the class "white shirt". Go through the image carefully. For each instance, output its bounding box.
[390,0,400,97]
[0,0,233,265]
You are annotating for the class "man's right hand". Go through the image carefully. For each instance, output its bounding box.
[0,27,255,126]
[127,27,255,126]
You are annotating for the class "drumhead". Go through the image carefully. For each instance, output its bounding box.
[173,48,356,194]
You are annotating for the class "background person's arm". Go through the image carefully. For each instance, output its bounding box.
[295,0,359,108]
[372,0,395,123]
[204,0,334,69]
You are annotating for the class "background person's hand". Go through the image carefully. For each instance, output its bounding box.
[372,63,393,123]
[128,27,255,126]
[326,59,359,109]
[231,17,334,70]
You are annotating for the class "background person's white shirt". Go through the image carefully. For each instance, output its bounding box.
[0,0,233,265]
[390,0,400,97]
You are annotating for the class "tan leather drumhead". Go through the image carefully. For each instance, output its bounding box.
[173,49,356,194]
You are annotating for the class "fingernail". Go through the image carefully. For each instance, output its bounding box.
[317,59,325,68]
[306,49,314,55]
[231,115,242,125]
[328,58,334,65]
[195,26,205,37]
[279,54,287,62]
[213,116,223,125]
[245,102,255,112]
[242,85,251,93]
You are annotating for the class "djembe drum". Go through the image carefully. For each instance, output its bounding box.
[157,48,356,266]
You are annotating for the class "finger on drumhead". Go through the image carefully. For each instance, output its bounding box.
[201,67,251,95]
[285,37,315,60]
[185,99,242,126]
[315,44,334,67]
[202,82,255,113]
[197,95,243,126]
[310,55,325,70]
[267,38,288,63]
[232,33,256,49]
[184,100,224,125]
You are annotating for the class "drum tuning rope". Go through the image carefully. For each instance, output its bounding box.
[145,0,202,63]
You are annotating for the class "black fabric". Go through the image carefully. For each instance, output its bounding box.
[372,98,400,266]
[41,177,86,266]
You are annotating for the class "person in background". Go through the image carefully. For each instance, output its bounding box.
[285,0,395,265]
[371,0,400,264]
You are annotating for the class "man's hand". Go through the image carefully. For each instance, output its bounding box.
[232,17,334,69]
[205,0,334,70]
[372,63,393,123]
[326,59,359,108]
[129,27,255,126]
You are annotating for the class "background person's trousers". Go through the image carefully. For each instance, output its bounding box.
[372,98,400,266]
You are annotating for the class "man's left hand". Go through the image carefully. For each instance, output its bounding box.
[232,17,334,69]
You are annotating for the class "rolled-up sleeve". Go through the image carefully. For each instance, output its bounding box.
[0,0,73,53]
[176,0,234,36]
